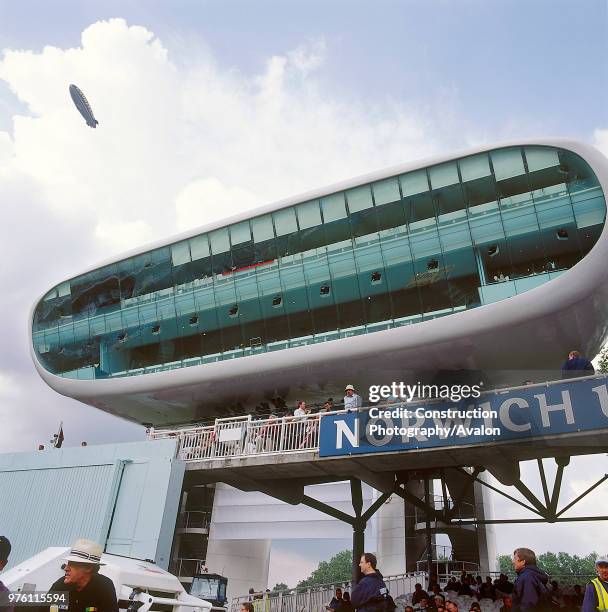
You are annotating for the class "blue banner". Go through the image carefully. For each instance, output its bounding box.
[318,376,608,457]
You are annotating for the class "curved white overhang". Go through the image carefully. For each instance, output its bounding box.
[30,139,608,425]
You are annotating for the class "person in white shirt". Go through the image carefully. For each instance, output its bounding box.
[294,400,308,418]
[343,384,363,409]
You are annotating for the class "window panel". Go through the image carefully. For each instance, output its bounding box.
[190,235,210,260]
[372,178,400,205]
[171,241,191,266]
[524,147,560,172]
[429,162,459,189]
[400,170,429,196]
[321,193,347,222]
[273,208,299,236]
[491,148,526,181]
[296,201,322,229]
[251,215,275,241]
[346,186,374,212]
[459,154,492,182]
[230,221,251,245]
[209,228,230,254]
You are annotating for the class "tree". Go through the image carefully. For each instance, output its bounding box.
[597,345,608,373]
[271,583,288,592]
[297,550,352,588]
[498,552,598,577]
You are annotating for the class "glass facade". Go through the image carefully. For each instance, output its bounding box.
[32,146,606,380]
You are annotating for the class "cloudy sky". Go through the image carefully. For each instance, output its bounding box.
[0,0,607,589]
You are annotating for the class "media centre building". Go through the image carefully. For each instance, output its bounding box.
[5,139,608,596]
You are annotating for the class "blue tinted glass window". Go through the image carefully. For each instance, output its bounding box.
[296,201,322,229]
[273,208,298,235]
[346,186,374,213]
[321,193,347,222]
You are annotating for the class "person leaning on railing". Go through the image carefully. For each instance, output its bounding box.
[257,414,278,452]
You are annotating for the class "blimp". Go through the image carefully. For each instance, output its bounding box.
[30,139,608,426]
[69,83,99,128]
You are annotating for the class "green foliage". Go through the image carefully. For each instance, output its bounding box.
[537,552,598,576]
[297,549,352,588]
[597,345,608,373]
[498,554,512,575]
[498,552,598,578]
[271,583,288,592]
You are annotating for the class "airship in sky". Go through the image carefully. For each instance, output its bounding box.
[69,84,98,128]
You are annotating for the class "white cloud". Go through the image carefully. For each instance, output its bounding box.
[593,128,608,159]
[95,219,155,253]
[175,178,260,231]
[0,18,447,456]
[268,547,317,589]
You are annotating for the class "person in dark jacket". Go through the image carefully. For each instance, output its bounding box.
[511,548,549,612]
[327,588,344,610]
[582,556,608,612]
[561,351,595,379]
[338,592,355,612]
[351,553,392,611]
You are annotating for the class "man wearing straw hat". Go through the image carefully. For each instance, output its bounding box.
[47,539,118,612]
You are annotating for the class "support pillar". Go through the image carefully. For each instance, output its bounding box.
[352,520,365,585]
[424,474,434,581]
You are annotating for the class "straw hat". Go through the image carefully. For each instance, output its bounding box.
[63,539,105,565]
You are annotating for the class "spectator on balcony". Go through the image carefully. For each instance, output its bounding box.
[561,350,595,379]
[344,385,363,410]
[257,414,278,452]
[320,398,334,414]
[294,400,309,418]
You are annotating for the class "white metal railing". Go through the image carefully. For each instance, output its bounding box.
[229,572,427,612]
[151,410,345,461]
[171,557,207,578]
[177,510,212,530]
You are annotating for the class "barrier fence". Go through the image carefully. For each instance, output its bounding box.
[150,410,346,460]
[229,572,426,612]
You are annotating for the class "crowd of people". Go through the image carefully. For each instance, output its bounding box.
[238,548,607,612]
[398,548,607,612]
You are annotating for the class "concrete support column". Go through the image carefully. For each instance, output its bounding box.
[404,479,432,573]
[205,538,271,603]
[376,494,406,576]
[474,476,498,573]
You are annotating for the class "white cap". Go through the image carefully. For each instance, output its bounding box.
[596,556,608,566]
[345,384,355,391]
[63,539,105,565]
